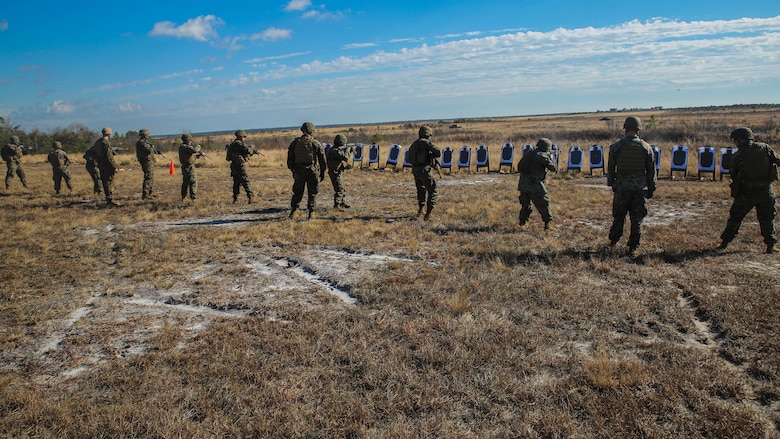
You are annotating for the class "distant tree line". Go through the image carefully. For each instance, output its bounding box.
[0,117,143,154]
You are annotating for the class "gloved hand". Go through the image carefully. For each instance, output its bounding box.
[645,189,654,199]
[344,164,352,170]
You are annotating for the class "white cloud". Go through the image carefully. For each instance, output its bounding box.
[285,0,311,11]
[118,102,142,113]
[251,27,292,42]
[149,15,223,41]
[159,69,203,80]
[244,52,311,63]
[343,42,378,50]
[302,8,346,21]
[0,20,8,31]
[435,31,482,39]
[45,100,75,114]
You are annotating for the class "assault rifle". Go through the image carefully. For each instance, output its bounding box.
[19,145,34,154]
[432,157,443,178]
[250,145,265,157]
[195,146,209,159]
[111,147,129,155]
[152,144,167,159]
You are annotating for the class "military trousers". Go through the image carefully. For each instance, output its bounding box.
[412,166,437,211]
[519,192,552,224]
[140,159,155,198]
[52,166,72,193]
[720,186,777,246]
[181,164,197,200]
[291,166,320,211]
[609,189,647,249]
[230,162,253,200]
[98,165,116,202]
[328,169,346,206]
[5,159,26,188]
[86,162,102,193]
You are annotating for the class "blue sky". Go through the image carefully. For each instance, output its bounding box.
[1,0,779,135]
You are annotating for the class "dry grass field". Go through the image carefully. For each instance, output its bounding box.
[1,106,779,438]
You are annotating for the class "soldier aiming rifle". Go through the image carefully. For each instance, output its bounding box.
[2,135,29,189]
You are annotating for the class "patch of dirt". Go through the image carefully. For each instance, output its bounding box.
[1,217,419,382]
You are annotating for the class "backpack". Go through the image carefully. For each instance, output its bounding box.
[739,144,772,183]
[517,151,534,174]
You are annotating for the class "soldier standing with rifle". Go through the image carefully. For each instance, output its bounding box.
[2,135,29,190]
[93,127,121,207]
[178,133,203,202]
[717,127,780,254]
[326,134,352,210]
[408,125,441,221]
[287,122,326,220]
[136,128,159,200]
[517,138,558,230]
[47,140,73,195]
[607,116,656,257]
[227,130,258,204]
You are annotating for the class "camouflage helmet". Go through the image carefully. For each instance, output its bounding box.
[181,133,193,143]
[334,134,347,146]
[9,135,19,144]
[623,116,642,131]
[139,128,150,137]
[235,129,247,138]
[419,125,433,138]
[301,122,315,134]
[102,127,113,136]
[52,140,63,149]
[536,138,552,152]
[730,127,754,141]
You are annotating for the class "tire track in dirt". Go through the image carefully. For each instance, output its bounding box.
[674,282,778,436]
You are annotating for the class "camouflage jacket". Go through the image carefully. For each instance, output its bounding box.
[607,135,655,192]
[92,137,117,169]
[228,139,256,164]
[517,150,557,194]
[2,143,23,162]
[178,143,202,166]
[48,149,70,168]
[287,134,326,171]
[731,141,780,189]
[136,138,156,163]
[327,145,351,172]
[408,138,441,168]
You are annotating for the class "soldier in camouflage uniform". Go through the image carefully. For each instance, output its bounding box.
[83,145,102,194]
[287,122,326,219]
[717,127,780,254]
[47,140,72,194]
[408,125,441,221]
[178,133,203,202]
[517,138,558,230]
[92,127,121,206]
[227,130,257,204]
[607,116,656,257]
[327,134,352,209]
[2,135,28,190]
[135,128,157,199]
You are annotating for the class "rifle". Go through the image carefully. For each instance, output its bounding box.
[432,158,443,178]
[20,145,34,154]
[152,144,167,159]
[195,146,209,159]
[249,145,265,157]
[111,147,129,154]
